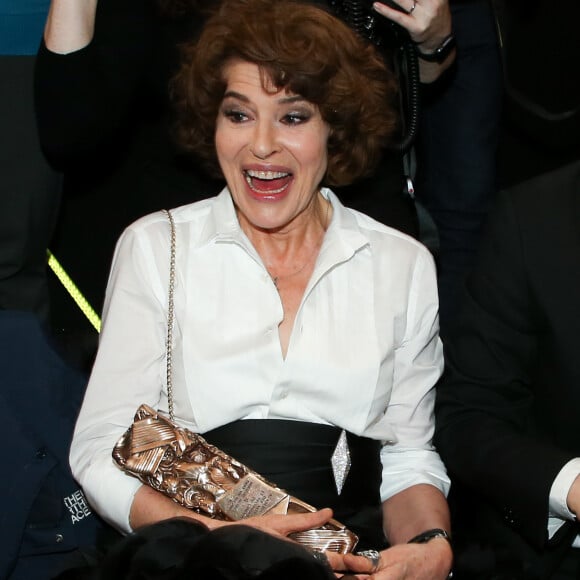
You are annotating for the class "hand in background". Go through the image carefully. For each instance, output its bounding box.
[372,0,451,48]
[372,0,454,82]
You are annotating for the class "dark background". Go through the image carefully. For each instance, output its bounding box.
[495,0,580,188]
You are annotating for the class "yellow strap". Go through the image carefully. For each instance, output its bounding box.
[47,250,102,333]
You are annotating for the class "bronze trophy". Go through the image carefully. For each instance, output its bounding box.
[113,404,358,553]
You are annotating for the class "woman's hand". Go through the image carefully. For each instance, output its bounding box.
[333,537,452,579]
[372,0,454,83]
[233,507,336,540]
[130,485,335,541]
[327,485,453,578]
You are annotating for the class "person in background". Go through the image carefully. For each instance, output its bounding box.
[0,310,114,580]
[70,2,452,578]
[0,11,114,578]
[435,161,580,579]
[35,0,223,365]
[0,0,61,323]
[415,0,502,335]
[332,1,502,336]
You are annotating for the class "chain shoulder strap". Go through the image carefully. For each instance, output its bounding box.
[162,209,176,421]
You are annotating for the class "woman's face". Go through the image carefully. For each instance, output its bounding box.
[215,60,330,234]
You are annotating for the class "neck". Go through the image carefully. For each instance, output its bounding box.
[248,193,332,280]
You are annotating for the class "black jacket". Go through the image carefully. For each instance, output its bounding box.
[435,161,580,579]
[0,311,115,580]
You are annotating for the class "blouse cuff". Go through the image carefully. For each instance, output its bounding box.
[82,455,142,535]
[548,458,580,521]
[380,448,450,502]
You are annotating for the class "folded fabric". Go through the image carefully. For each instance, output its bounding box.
[54,517,341,580]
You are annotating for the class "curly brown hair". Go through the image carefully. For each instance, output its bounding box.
[172,0,398,187]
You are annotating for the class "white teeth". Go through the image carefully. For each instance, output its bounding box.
[245,170,289,180]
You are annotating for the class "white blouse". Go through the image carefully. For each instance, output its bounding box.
[70,188,449,533]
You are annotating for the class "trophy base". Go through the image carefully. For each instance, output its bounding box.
[217,474,358,553]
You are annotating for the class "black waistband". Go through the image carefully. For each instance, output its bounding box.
[203,419,386,550]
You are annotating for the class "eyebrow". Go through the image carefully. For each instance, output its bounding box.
[222,91,308,105]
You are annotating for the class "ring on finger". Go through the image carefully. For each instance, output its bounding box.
[408,0,417,14]
[356,549,381,573]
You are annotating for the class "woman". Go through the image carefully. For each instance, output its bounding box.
[37,0,451,364]
[70,1,452,577]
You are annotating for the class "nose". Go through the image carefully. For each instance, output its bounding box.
[250,120,279,159]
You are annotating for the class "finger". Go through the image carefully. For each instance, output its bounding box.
[373,1,450,45]
[372,2,421,38]
[372,1,414,23]
[343,552,381,574]
[279,507,334,534]
[324,550,348,572]
[297,507,333,528]
[389,0,417,14]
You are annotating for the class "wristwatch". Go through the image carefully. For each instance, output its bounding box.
[408,528,453,579]
[416,33,456,63]
[408,528,451,545]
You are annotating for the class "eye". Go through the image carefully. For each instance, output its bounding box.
[281,111,311,125]
[222,108,249,123]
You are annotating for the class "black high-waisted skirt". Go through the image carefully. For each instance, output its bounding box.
[203,419,387,550]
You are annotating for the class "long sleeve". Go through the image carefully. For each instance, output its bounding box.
[380,246,449,501]
[35,0,158,166]
[69,219,171,533]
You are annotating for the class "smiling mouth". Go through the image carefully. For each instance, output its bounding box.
[244,169,292,194]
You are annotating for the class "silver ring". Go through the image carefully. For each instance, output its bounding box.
[408,0,417,14]
[356,549,381,573]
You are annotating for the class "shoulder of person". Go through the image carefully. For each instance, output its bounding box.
[492,160,580,244]
[347,205,433,260]
[501,160,580,216]
[124,197,217,236]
